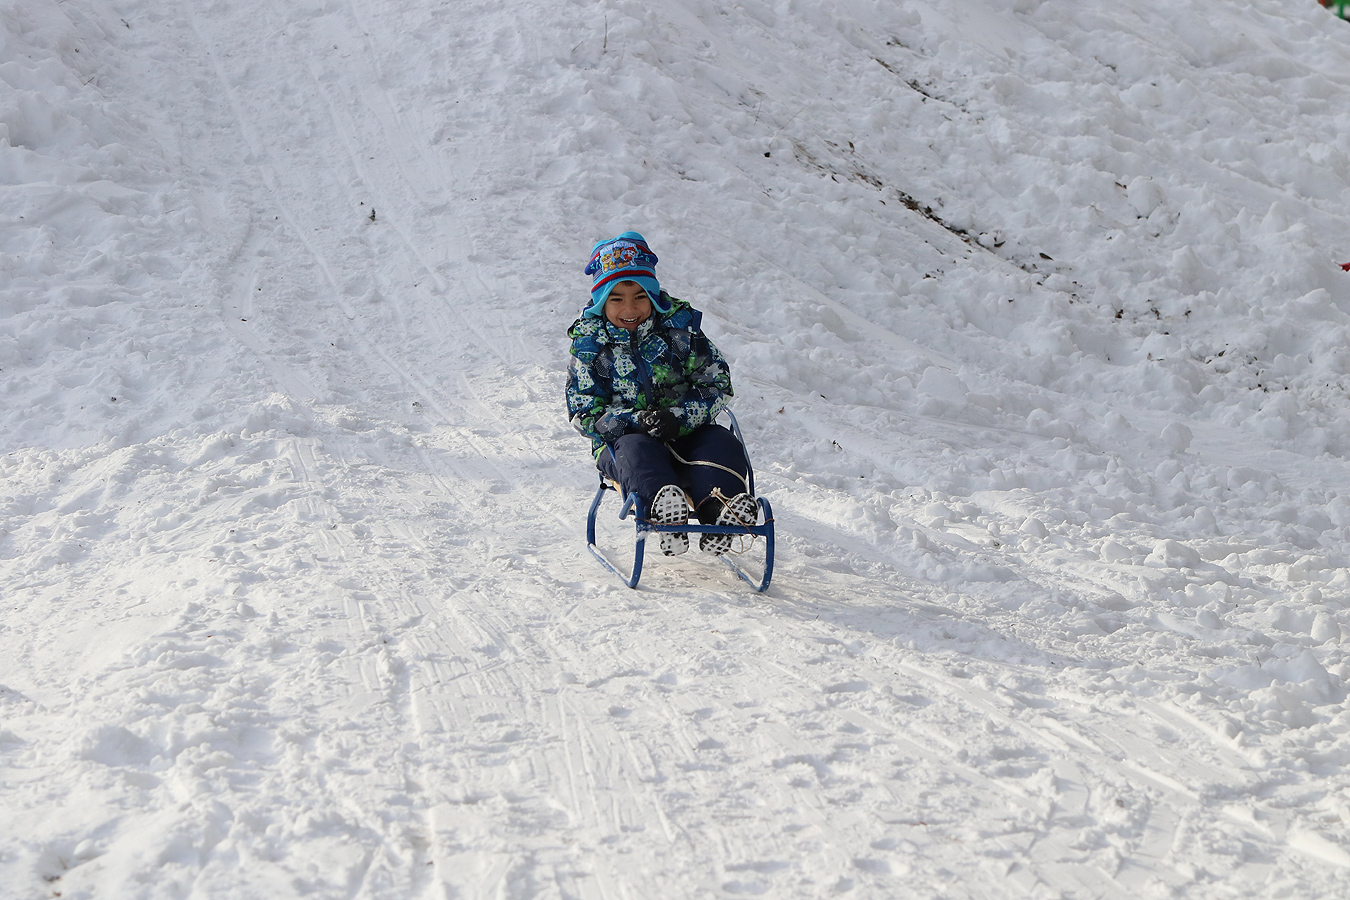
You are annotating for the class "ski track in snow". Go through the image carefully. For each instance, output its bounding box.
[3,0,1350,897]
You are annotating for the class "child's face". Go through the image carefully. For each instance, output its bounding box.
[604,281,652,331]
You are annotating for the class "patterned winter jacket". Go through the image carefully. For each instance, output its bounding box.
[566,293,733,457]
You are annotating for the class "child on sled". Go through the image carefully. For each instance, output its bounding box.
[565,232,758,556]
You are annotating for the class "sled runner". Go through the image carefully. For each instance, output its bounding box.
[586,411,775,591]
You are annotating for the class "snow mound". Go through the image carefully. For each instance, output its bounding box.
[3,0,1350,897]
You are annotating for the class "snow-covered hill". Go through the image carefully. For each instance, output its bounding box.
[4,0,1350,896]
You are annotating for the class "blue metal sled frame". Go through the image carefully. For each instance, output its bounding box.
[586,412,775,592]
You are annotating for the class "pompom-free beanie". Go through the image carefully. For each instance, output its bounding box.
[583,232,668,317]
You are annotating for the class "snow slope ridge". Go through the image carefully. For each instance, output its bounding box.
[2,0,1350,897]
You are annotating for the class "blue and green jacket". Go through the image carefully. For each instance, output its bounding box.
[566,293,733,457]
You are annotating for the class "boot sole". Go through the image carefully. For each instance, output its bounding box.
[701,493,759,555]
[651,485,690,556]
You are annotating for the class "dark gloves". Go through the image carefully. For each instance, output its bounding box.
[636,408,680,441]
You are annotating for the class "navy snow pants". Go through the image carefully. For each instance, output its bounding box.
[598,424,750,523]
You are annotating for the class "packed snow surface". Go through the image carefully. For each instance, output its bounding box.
[4,0,1350,896]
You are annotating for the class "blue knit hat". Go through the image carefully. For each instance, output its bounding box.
[583,232,668,317]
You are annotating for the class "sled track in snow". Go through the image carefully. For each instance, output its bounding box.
[5,0,1347,896]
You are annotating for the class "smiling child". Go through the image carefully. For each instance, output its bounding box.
[566,232,758,555]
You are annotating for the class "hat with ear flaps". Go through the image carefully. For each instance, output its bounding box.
[583,231,669,317]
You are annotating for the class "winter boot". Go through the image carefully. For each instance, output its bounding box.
[699,491,758,555]
[650,484,690,556]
